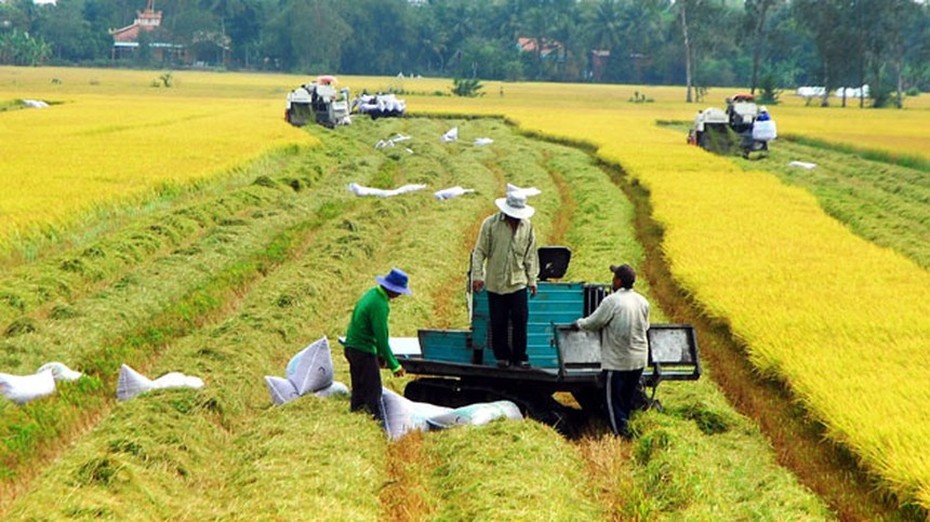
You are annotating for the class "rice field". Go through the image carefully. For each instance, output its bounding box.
[2,66,929,517]
[494,98,930,513]
[0,70,315,259]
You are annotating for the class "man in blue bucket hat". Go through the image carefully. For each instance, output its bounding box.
[344,268,411,423]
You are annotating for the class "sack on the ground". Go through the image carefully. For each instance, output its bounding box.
[426,400,523,429]
[265,378,347,406]
[314,381,349,398]
[116,364,205,401]
[381,388,452,441]
[265,376,300,405]
[440,127,458,143]
[286,336,334,395]
[0,369,56,405]
[36,362,83,381]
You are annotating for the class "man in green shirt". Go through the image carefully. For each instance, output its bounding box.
[344,268,411,423]
[471,191,539,369]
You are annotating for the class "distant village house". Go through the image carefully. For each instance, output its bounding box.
[110,0,182,62]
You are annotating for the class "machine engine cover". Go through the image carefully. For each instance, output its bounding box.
[538,246,571,281]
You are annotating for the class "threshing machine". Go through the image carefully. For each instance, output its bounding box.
[399,247,702,434]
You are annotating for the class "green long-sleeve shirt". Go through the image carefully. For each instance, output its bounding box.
[344,286,400,372]
[471,212,538,294]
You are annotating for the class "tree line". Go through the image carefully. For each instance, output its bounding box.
[1,0,929,106]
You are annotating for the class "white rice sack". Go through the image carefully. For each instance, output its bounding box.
[381,388,452,441]
[752,119,777,141]
[37,362,83,381]
[440,127,458,143]
[265,376,299,406]
[313,380,350,398]
[152,372,205,390]
[116,364,154,401]
[117,365,205,401]
[347,182,427,198]
[788,160,817,170]
[409,397,454,420]
[434,186,475,201]
[427,400,523,430]
[285,348,305,377]
[0,369,56,405]
[287,336,334,395]
[505,183,541,198]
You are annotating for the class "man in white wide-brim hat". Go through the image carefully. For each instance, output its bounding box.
[470,191,539,369]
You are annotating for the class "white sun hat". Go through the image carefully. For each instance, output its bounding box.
[495,191,535,219]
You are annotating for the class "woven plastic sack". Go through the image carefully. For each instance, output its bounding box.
[0,369,56,405]
[265,376,299,406]
[286,337,334,395]
[37,362,83,381]
[117,364,205,401]
[440,127,458,143]
[381,388,452,441]
[752,119,777,141]
[426,400,523,430]
[314,381,349,398]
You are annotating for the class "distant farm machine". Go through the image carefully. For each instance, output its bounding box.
[688,93,776,158]
[398,247,702,435]
[284,75,351,129]
[284,76,410,129]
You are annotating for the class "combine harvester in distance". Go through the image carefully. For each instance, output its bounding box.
[284,75,351,129]
[688,93,777,159]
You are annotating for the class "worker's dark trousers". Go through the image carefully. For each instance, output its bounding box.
[487,288,529,364]
[604,368,644,437]
[344,347,385,424]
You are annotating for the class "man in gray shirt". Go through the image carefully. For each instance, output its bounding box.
[574,264,650,437]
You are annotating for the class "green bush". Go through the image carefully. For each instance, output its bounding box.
[451,78,484,97]
[757,74,781,105]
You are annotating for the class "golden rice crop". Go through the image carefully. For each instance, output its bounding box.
[3,67,930,509]
[0,71,315,255]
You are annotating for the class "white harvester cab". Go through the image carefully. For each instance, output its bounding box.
[692,107,728,133]
[689,93,773,158]
[726,95,759,133]
[284,86,314,127]
[284,77,351,129]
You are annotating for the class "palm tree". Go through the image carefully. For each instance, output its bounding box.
[199,0,245,64]
[678,0,695,102]
[618,0,664,83]
[585,0,623,53]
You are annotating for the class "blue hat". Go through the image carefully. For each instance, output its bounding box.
[375,268,412,295]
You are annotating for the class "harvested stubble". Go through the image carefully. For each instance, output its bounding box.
[4,118,589,520]
[0,147,333,503]
[5,115,830,520]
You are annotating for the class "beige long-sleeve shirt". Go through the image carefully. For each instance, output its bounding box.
[575,288,650,371]
[471,213,538,295]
